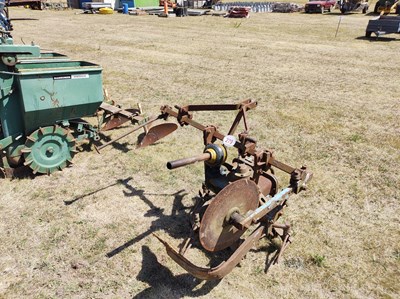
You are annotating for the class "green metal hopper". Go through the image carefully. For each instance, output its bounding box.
[15,60,103,134]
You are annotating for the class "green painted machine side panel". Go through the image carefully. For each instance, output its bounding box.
[0,44,40,56]
[15,61,103,134]
[16,52,69,63]
[134,0,158,7]
[0,64,24,137]
[0,42,44,159]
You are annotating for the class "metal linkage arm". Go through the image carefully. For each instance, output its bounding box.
[160,105,227,141]
[160,99,257,148]
[180,99,256,112]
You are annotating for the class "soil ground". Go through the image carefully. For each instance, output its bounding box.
[0,6,399,299]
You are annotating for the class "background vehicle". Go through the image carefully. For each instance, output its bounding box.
[373,0,400,14]
[6,0,44,10]
[304,0,336,13]
[339,0,369,13]
[366,15,400,36]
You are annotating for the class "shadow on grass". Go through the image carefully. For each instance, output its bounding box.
[64,175,190,257]
[356,35,399,42]
[323,12,357,16]
[133,246,220,298]
[303,12,379,16]
[365,12,380,16]
[96,132,132,153]
[253,240,282,274]
[63,176,134,205]
[106,179,190,258]
[0,165,35,180]
[106,179,266,281]
[105,179,234,269]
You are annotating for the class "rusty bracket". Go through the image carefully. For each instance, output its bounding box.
[290,166,313,193]
[227,99,256,135]
[203,126,217,145]
[271,223,292,265]
[175,105,194,127]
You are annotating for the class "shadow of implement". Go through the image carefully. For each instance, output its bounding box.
[324,12,358,16]
[0,165,35,179]
[63,176,133,205]
[132,246,220,298]
[106,183,190,258]
[95,132,131,153]
[356,35,399,42]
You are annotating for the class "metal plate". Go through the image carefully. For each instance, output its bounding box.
[199,179,259,252]
[137,123,178,148]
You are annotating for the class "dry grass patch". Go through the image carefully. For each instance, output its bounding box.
[0,7,399,299]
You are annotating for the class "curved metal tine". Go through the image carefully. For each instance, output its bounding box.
[154,224,265,280]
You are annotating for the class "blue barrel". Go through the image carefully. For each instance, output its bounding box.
[79,0,91,9]
[0,0,11,32]
[122,3,129,14]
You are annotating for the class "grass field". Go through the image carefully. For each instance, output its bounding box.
[0,6,399,299]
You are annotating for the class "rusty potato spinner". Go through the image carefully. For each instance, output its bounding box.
[153,99,313,280]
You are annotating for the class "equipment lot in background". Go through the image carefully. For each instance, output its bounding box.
[0,7,399,298]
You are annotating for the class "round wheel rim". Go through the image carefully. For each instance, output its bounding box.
[23,126,76,174]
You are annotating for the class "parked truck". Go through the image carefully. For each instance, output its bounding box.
[304,0,336,13]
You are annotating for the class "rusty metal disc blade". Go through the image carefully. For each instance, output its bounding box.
[137,123,178,148]
[199,179,259,252]
[102,116,129,131]
[101,109,139,131]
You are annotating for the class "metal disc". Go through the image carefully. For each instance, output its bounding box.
[199,179,259,252]
[22,126,76,174]
[1,55,17,66]
[102,109,139,131]
[137,123,178,148]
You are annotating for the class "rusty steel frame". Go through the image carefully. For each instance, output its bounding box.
[160,99,309,185]
[154,99,313,280]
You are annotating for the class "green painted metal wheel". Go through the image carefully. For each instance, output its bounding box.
[22,126,76,174]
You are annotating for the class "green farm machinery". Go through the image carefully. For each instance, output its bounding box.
[0,10,176,177]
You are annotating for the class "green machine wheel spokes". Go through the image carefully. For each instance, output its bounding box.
[22,125,77,174]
